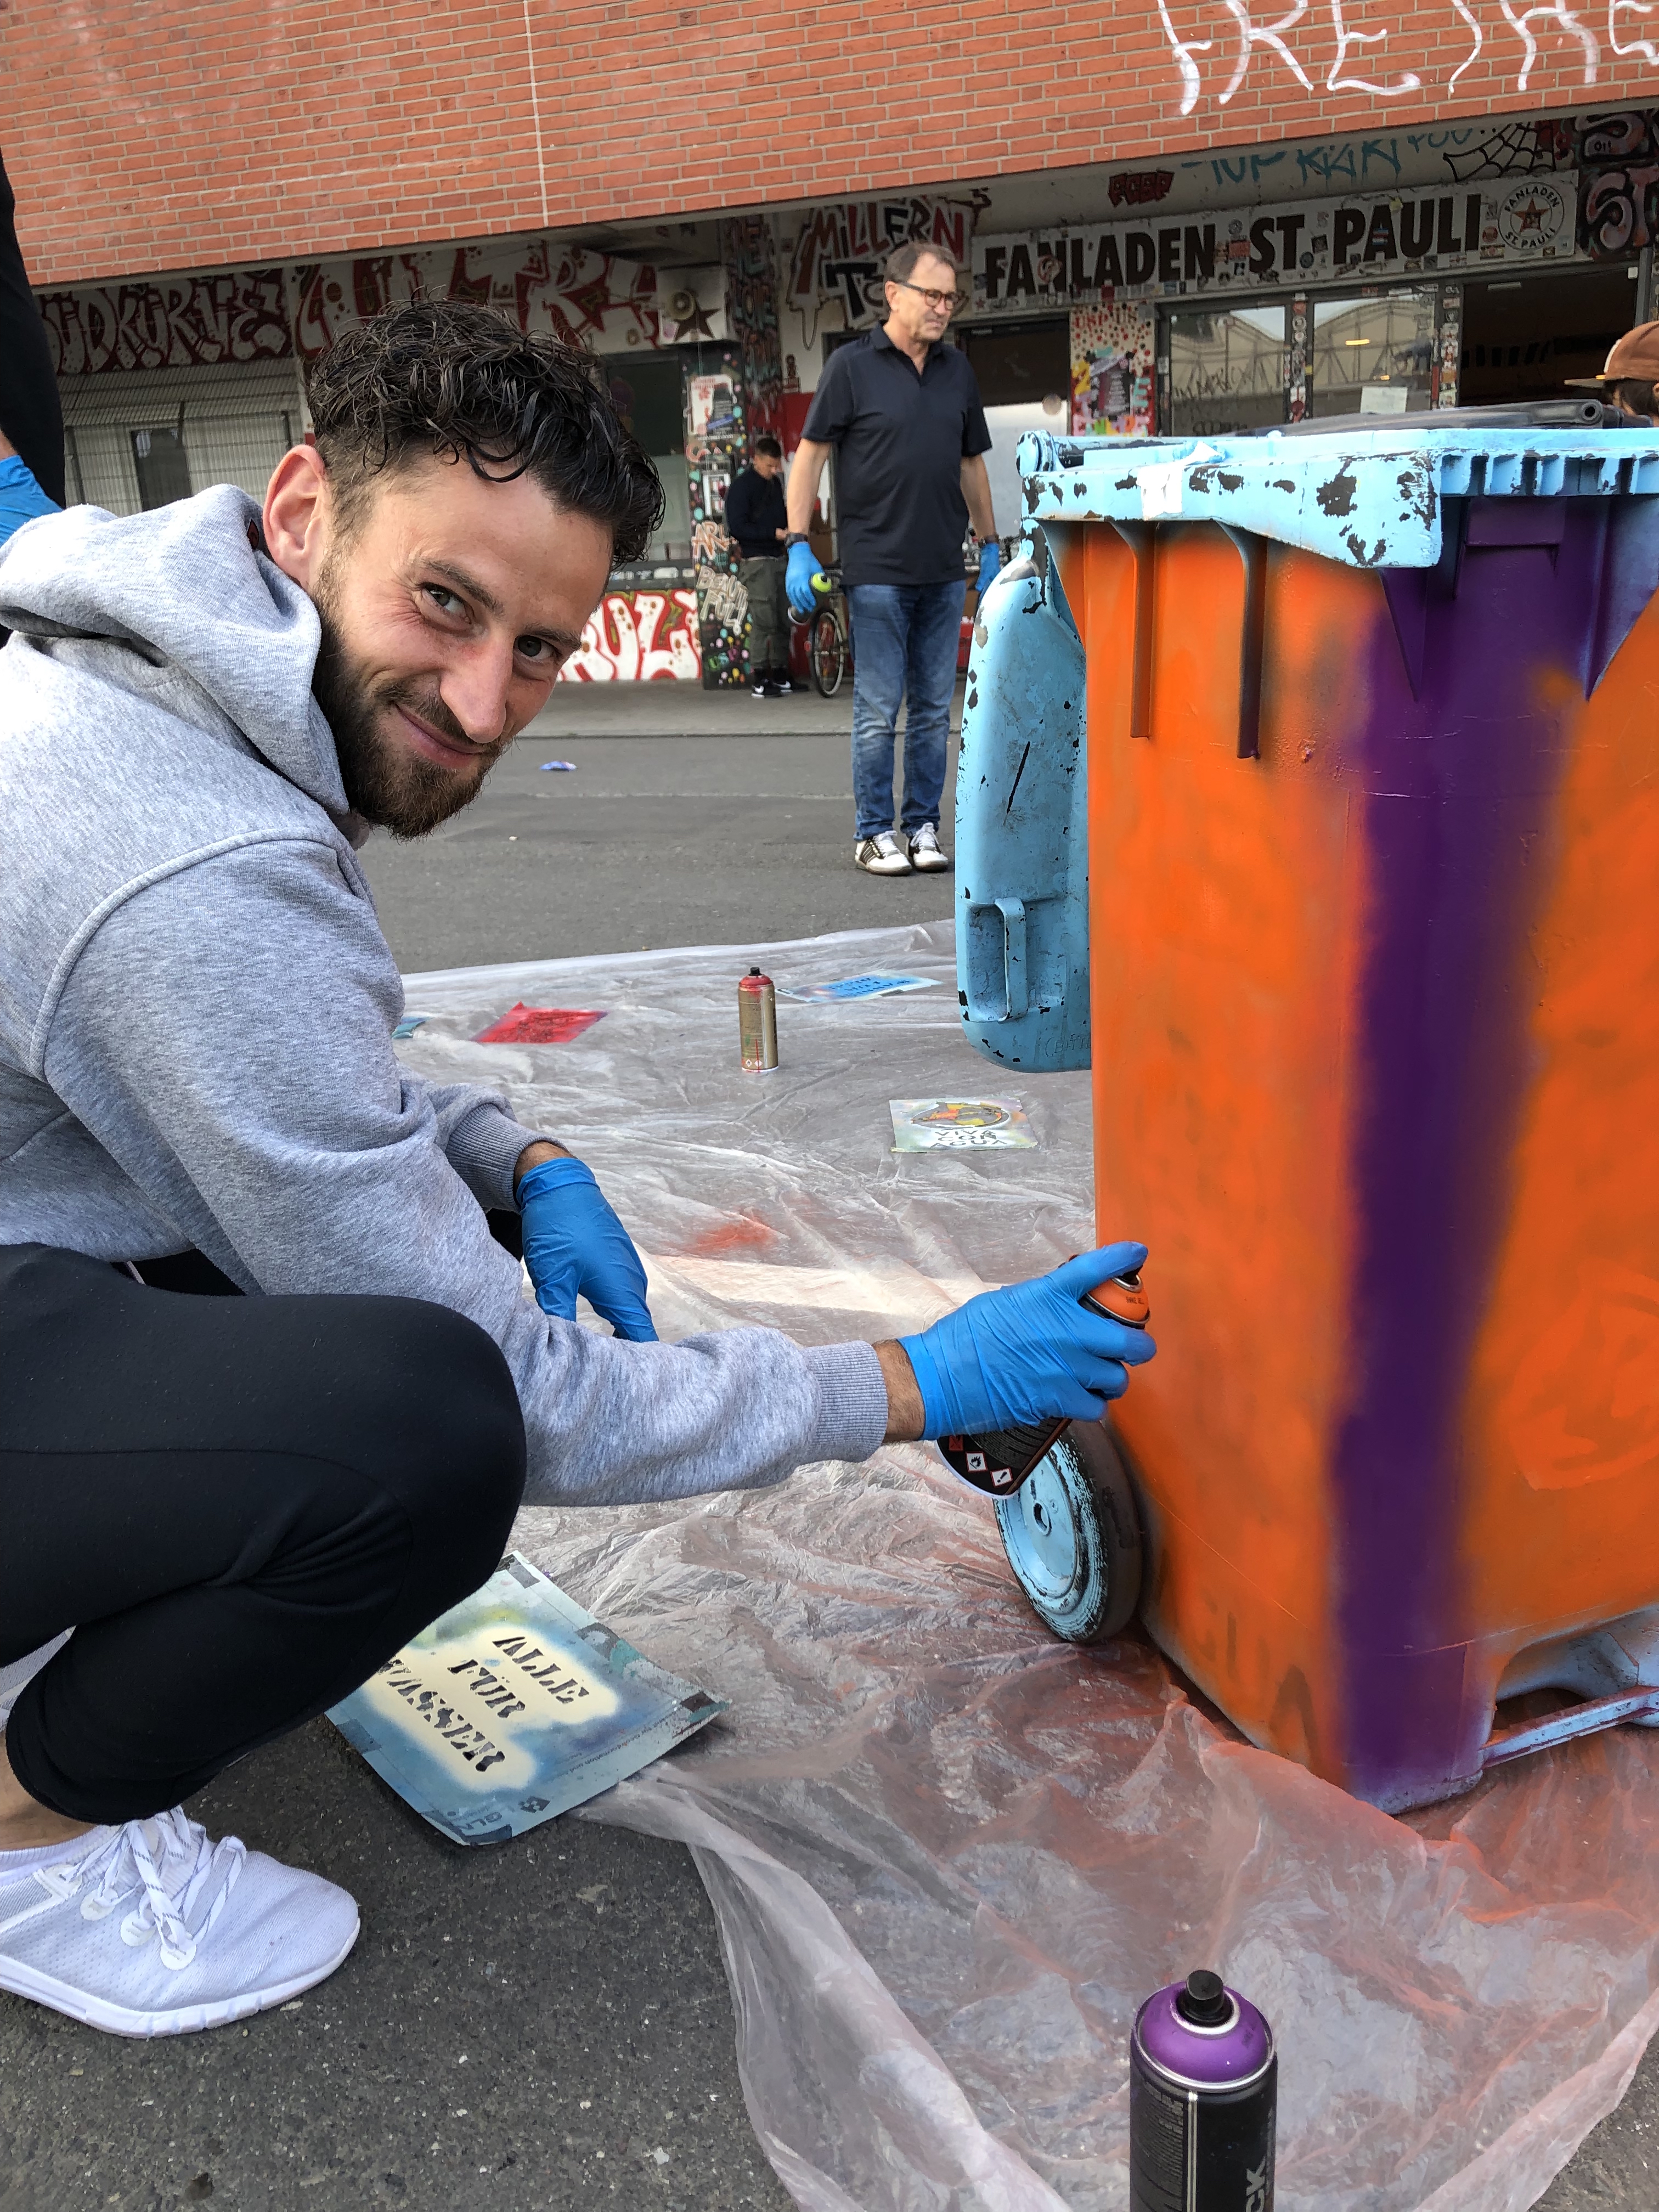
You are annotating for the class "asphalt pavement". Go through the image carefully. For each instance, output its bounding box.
[360,678,958,973]
[2,680,1654,2210]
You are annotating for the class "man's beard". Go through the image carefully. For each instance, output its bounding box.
[310,573,509,840]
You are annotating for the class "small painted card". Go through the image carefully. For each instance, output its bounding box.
[473,1003,606,1045]
[328,1553,725,1846]
[782,974,941,1003]
[889,1096,1038,1153]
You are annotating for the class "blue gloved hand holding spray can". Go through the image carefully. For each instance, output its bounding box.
[901,1243,1154,1493]
[786,540,832,617]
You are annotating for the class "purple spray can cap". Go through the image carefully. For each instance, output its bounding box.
[1133,1968,1275,2091]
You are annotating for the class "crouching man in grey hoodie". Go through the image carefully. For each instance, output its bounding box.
[0,300,1153,2038]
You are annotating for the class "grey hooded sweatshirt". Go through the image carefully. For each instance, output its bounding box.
[0,488,888,1503]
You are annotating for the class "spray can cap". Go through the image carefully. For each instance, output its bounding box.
[1175,1969,1233,2028]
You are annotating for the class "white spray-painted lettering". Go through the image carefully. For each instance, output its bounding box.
[1498,0,1600,84]
[1154,0,1653,111]
[1611,0,1659,58]
[1158,0,1215,111]
[1221,0,1313,101]
[1328,0,1423,92]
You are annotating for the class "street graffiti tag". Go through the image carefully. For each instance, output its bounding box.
[40,269,291,375]
[556,590,701,683]
[292,242,659,358]
[1153,0,1653,115]
[784,196,984,340]
[722,216,783,441]
[1577,107,1659,252]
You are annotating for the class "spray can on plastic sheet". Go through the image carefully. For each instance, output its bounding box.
[1130,1970,1276,2212]
[738,966,778,1073]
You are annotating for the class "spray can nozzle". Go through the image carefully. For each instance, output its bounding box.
[1175,1970,1234,2028]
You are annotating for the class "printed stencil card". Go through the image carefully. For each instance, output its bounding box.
[329,1553,725,1846]
[889,1097,1037,1153]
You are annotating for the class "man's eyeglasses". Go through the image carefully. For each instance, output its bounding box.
[890,279,962,314]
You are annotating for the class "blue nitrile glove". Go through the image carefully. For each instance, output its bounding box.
[976,539,1001,594]
[786,540,822,614]
[0,455,60,548]
[518,1157,658,1342]
[899,1244,1154,1437]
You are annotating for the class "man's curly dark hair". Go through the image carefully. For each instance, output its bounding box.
[303,298,664,561]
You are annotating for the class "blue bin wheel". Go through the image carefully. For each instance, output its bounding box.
[994,1419,1143,1644]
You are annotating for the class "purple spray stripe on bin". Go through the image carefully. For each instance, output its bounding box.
[1330,510,1601,1804]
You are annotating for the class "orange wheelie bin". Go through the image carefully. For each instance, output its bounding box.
[956,413,1659,1809]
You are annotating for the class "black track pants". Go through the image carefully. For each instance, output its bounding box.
[0,1244,527,1825]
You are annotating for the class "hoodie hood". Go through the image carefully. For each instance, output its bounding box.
[0,485,348,816]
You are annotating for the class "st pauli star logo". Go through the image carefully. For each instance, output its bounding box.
[1496,180,1566,254]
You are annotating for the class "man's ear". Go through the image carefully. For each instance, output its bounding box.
[262,443,333,592]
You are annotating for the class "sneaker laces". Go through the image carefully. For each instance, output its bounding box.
[25,1809,246,1971]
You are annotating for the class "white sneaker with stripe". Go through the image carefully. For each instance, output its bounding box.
[855,831,913,876]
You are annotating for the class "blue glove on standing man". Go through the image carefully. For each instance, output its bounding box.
[786,539,823,616]
[518,1156,657,1342]
[975,538,1001,596]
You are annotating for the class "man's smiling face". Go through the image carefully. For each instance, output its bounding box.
[264,444,613,838]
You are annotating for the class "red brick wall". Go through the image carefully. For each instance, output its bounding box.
[4,0,1651,286]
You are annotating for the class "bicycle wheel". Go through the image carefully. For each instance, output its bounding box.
[810,609,846,697]
[994,1420,1143,1644]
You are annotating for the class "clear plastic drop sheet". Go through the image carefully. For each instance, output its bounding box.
[396,920,1659,2212]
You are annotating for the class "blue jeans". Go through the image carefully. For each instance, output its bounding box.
[847,580,964,841]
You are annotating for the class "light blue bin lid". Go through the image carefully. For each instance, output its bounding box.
[1016,426,1659,569]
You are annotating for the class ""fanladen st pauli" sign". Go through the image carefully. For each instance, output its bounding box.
[971,174,1578,311]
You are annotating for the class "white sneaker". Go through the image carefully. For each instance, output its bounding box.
[855,831,912,876]
[0,1808,359,2037]
[907,823,951,872]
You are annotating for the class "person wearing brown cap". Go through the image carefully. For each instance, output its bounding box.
[1567,319,1659,419]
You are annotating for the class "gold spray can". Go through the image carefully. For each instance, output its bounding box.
[738,966,778,1073]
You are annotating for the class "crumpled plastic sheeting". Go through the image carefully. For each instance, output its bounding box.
[392,919,1659,2210]
[387,918,1659,2210]
[12,913,1608,2212]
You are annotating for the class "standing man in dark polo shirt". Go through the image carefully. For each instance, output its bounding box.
[724,433,792,698]
[785,242,997,877]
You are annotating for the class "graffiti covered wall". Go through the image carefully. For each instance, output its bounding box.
[721,216,784,441]
[294,240,662,356]
[1071,304,1156,434]
[556,589,701,682]
[42,241,675,377]
[684,351,752,689]
[783,196,985,341]
[40,269,292,375]
[1577,108,1659,253]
